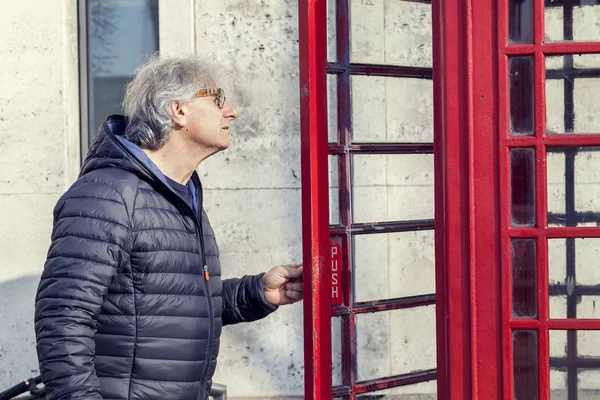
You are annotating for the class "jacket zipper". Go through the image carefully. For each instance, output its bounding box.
[193,177,215,393]
[107,132,215,391]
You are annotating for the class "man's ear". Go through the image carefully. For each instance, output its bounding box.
[169,100,187,128]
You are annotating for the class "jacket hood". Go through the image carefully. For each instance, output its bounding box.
[80,115,158,184]
[80,115,202,215]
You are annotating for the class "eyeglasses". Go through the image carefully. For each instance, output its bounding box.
[196,88,226,109]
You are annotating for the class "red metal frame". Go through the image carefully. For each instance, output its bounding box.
[472,0,503,398]
[302,0,600,399]
[435,0,600,397]
[434,0,504,397]
[298,0,482,397]
[433,0,475,397]
[301,0,440,398]
[299,0,332,398]
[498,1,600,399]
[331,0,437,395]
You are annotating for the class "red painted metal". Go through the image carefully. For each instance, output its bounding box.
[510,318,600,330]
[506,42,600,55]
[332,295,437,316]
[471,0,504,398]
[507,135,600,147]
[332,370,437,397]
[544,136,600,146]
[298,0,332,398]
[499,0,600,399]
[352,370,437,394]
[509,227,600,239]
[327,0,439,396]
[542,228,600,238]
[432,0,471,397]
[546,319,600,329]
[330,237,343,306]
[328,143,434,155]
[328,219,434,236]
[437,0,600,395]
[497,1,512,399]
[533,25,549,400]
[326,63,433,78]
[466,0,479,397]
[303,0,439,395]
[296,0,600,396]
[333,0,356,395]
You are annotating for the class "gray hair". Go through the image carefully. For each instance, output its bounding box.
[122,54,216,149]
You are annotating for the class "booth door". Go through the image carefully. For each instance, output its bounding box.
[299,0,439,399]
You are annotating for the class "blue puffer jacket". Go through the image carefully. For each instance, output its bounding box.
[34,115,277,400]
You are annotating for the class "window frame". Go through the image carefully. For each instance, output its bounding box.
[77,0,160,162]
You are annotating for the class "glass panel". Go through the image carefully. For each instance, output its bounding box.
[349,0,432,67]
[549,329,567,358]
[332,316,342,386]
[353,231,435,303]
[577,330,600,358]
[549,330,600,397]
[547,147,600,227]
[545,2,600,42]
[579,369,600,397]
[351,76,433,143]
[549,238,600,319]
[356,380,438,397]
[546,55,600,135]
[328,74,339,144]
[327,0,337,62]
[356,306,436,382]
[352,154,434,223]
[549,330,567,398]
[511,148,536,225]
[88,0,159,144]
[508,0,533,43]
[509,57,534,136]
[549,368,567,399]
[513,330,538,400]
[329,155,340,225]
[512,239,537,318]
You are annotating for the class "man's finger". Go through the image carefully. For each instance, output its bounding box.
[286,290,303,301]
[286,282,303,291]
[281,264,303,279]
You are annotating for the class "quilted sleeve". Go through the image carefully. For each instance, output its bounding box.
[34,180,132,400]
[221,274,278,326]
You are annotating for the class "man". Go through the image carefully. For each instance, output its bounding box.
[34,55,303,400]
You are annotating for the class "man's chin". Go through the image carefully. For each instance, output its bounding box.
[217,139,230,151]
[216,143,229,151]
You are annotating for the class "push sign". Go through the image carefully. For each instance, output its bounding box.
[330,237,343,306]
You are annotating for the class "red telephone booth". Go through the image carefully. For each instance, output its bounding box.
[299,0,600,398]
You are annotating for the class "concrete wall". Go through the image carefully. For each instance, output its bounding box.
[0,0,80,389]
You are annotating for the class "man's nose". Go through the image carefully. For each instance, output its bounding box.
[224,102,239,119]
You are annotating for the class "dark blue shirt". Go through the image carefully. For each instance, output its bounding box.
[114,135,199,217]
[164,175,194,213]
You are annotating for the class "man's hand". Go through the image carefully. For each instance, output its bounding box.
[262,264,304,306]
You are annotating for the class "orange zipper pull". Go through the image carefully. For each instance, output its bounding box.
[203,265,210,281]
